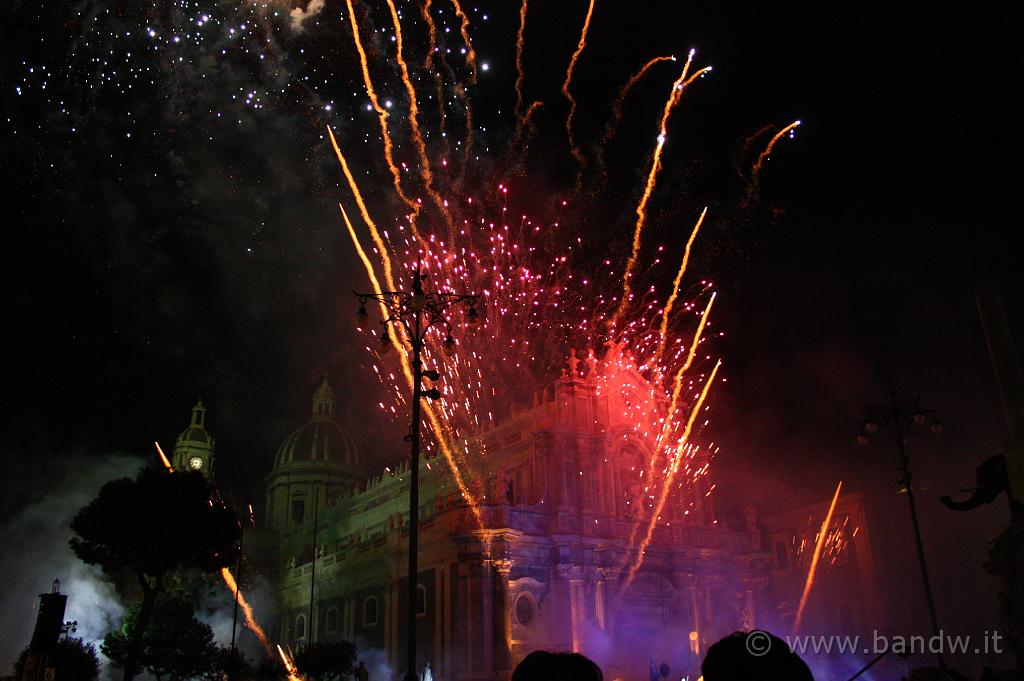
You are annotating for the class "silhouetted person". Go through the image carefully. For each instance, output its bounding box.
[355,661,369,681]
[512,651,603,681]
[702,631,813,681]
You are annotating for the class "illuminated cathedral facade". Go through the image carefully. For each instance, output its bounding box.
[251,352,772,680]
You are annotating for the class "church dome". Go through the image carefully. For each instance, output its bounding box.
[272,376,364,472]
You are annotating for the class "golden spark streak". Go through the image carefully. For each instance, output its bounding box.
[623,360,691,556]
[221,567,274,655]
[612,52,711,326]
[656,208,707,360]
[154,441,174,472]
[338,201,484,531]
[513,0,529,121]
[277,644,302,681]
[327,127,401,287]
[621,360,721,593]
[560,0,596,177]
[385,0,450,229]
[449,0,477,83]
[752,119,801,179]
[344,0,419,217]
[679,292,716,375]
[623,298,716,556]
[793,480,843,635]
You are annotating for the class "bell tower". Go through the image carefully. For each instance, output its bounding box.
[172,399,216,479]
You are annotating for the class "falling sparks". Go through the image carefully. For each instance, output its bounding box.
[621,359,722,593]
[793,480,843,635]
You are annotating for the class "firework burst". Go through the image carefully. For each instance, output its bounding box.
[318,0,801,587]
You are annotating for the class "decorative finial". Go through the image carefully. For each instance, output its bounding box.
[568,348,580,377]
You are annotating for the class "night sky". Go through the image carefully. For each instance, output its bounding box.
[2,0,1021,674]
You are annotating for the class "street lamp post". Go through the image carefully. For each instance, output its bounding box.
[355,267,477,681]
[857,390,945,669]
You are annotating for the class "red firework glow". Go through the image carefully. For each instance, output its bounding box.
[323,2,795,592]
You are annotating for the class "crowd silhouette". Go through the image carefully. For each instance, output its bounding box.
[510,630,815,681]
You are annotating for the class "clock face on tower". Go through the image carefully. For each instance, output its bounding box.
[188,456,204,471]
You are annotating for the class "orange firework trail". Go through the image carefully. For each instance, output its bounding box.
[509,100,544,163]
[612,50,712,326]
[221,567,274,656]
[656,208,708,360]
[385,0,450,229]
[513,0,529,122]
[419,0,448,153]
[277,645,302,681]
[793,480,843,635]
[601,55,676,147]
[344,0,419,219]
[153,441,173,472]
[597,54,676,182]
[560,0,596,180]
[449,0,477,83]
[421,0,439,71]
[456,83,474,174]
[751,119,801,187]
[621,359,722,593]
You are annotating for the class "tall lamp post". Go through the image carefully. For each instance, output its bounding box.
[355,266,477,681]
[857,390,945,669]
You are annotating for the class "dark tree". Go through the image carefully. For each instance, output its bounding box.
[293,641,358,681]
[252,655,287,681]
[102,593,217,681]
[70,468,238,681]
[205,646,255,681]
[13,637,101,681]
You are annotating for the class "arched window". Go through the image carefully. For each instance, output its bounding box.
[291,495,306,526]
[326,607,339,634]
[415,584,427,617]
[295,613,306,640]
[363,596,378,626]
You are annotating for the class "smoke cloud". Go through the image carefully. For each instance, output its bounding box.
[0,453,143,673]
[290,0,325,32]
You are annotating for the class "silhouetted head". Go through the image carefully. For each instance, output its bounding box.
[512,651,603,681]
[702,631,813,681]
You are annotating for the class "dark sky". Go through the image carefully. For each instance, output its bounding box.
[2,0,1021,673]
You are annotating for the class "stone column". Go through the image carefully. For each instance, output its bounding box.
[493,559,514,674]
[481,560,494,673]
